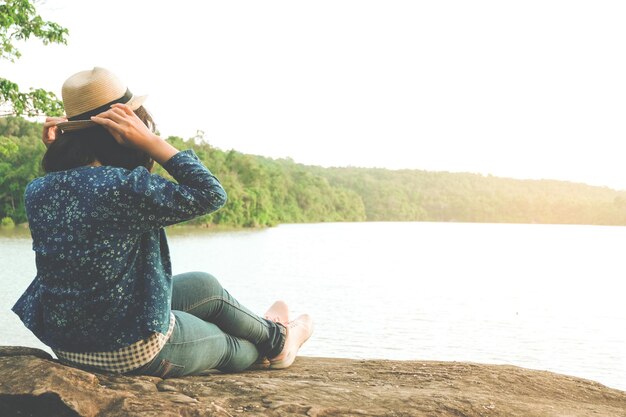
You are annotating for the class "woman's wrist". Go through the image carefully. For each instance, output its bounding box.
[141,135,179,165]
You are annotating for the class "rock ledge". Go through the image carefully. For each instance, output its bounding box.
[1,346,624,417]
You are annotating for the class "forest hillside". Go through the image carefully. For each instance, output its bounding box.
[2,116,626,228]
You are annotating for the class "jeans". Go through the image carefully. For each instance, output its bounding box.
[129,272,286,378]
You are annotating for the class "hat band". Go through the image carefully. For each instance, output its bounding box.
[67,88,134,122]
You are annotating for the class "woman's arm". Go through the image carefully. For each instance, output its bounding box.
[92,103,227,230]
[107,150,227,230]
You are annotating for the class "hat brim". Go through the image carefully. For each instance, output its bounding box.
[57,94,148,132]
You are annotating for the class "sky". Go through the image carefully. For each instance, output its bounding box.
[2,0,626,189]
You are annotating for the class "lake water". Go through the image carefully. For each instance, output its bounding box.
[1,222,625,391]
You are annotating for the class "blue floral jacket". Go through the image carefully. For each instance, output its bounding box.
[12,150,226,352]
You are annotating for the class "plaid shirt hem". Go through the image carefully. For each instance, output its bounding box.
[55,312,176,374]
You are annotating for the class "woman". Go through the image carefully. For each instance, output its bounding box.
[12,67,313,378]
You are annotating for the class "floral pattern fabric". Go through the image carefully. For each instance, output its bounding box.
[12,150,226,352]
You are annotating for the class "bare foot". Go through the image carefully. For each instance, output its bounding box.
[264,300,289,325]
[250,301,291,370]
[269,314,314,369]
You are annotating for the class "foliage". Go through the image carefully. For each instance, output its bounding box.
[0,0,68,116]
[0,78,65,116]
[0,116,45,222]
[304,165,626,226]
[1,216,15,227]
[153,136,366,227]
[2,116,626,228]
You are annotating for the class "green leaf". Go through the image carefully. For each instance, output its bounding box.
[0,0,68,115]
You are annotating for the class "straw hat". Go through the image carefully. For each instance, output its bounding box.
[56,67,147,132]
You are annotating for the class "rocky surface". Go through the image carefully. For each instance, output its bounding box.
[0,346,625,417]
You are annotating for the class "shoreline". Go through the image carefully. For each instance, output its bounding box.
[3,219,626,238]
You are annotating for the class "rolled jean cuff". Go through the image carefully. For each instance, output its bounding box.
[259,320,286,358]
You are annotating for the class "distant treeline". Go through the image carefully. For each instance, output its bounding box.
[306,165,626,225]
[2,116,626,227]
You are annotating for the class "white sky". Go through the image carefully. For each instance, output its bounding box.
[2,0,626,189]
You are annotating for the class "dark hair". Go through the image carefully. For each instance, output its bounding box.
[42,106,156,173]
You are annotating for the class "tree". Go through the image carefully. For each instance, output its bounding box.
[0,0,68,116]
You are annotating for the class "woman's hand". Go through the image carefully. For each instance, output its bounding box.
[91,103,178,165]
[91,103,157,149]
[42,117,67,148]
